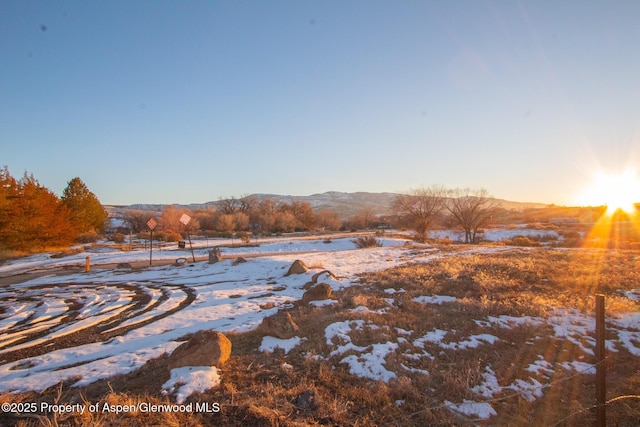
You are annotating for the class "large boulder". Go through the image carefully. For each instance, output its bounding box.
[168,330,231,369]
[208,248,222,264]
[302,283,332,304]
[284,260,309,276]
[232,256,248,266]
[259,312,300,339]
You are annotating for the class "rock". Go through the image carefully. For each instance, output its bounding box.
[284,260,309,276]
[232,256,247,266]
[208,248,222,264]
[295,390,317,412]
[175,257,187,266]
[260,312,300,339]
[302,283,332,304]
[311,270,336,283]
[168,330,231,369]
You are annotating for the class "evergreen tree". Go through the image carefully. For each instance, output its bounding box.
[61,177,108,234]
[0,166,19,246]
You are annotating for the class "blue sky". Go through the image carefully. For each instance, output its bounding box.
[2,1,639,205]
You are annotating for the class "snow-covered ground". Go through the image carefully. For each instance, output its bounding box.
[0,236,420,393]
[0,227,561,277]
[0,232,637,420]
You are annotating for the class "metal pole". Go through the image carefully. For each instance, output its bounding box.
[595,294,606,427]
[187,231,195,263]
[149,229,153,266]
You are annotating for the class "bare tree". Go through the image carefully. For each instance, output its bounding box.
[289,200,316,230]
[238,194,258,215]
[316,209,342,230]
[350,208,376,230]
[122,209,155,233]
[193,206,217,231]
[218,196,241,214]
[160,205,200,233]
[233,212,249,231]
[446,188,500,243]
[215,214,235,234]
[394,186,447,242]
[274,211,298,233]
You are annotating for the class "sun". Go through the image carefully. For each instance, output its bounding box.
[577,170,640,214]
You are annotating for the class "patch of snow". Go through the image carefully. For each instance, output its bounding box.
[259,336,303,354]
[616,330,640,356]
[339,342,398,383]
[401,363,429,376]
[619,289,640,301]
[412,295,457,305]
[162,366,220,404]
[439,334,500,350]
[413,329,448,348]
[483,315,544,329]
[445,399,497,419]
[309,299,338,307]
[525,357,555,377]
[325,320,366,346]
[560,361,596,375]
[547,308,596,355]
[472,366,544,404]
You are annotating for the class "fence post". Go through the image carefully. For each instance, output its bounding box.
[595,294,606,427]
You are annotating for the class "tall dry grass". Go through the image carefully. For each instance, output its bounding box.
[2,247,639,426]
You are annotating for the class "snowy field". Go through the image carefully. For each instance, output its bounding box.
[1,231,638,420]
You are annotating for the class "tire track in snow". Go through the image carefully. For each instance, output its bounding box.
[0,281,196,364]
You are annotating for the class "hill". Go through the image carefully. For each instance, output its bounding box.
[114,191,549,219]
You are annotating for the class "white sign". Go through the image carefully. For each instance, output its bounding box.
[179,213,191,226]
[147,218,157,230]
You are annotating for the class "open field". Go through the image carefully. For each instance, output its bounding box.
[0,232,639,425]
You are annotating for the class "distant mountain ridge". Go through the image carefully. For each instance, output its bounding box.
[112,191,549,219]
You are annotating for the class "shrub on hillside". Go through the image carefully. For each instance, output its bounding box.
[111,233,126,244]
[509,236,541,247]
[76,231,99,243]
[353,235,382,248]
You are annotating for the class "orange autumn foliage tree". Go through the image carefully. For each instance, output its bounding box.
[0,166,76,251]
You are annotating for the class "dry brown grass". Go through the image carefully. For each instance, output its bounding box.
[2,246,640,426]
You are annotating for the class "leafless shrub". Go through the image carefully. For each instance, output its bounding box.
[352,235,382,248]
[111,232,126,244]
[76,231,99,243]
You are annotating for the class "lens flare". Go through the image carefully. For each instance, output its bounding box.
[577,170,640,214]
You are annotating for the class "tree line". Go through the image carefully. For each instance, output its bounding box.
[119,195,343,240]
[0,167,107,252]
[1,164,501,252]
[120,188,500,244]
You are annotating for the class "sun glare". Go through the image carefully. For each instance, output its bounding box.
[578,170,640,214]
